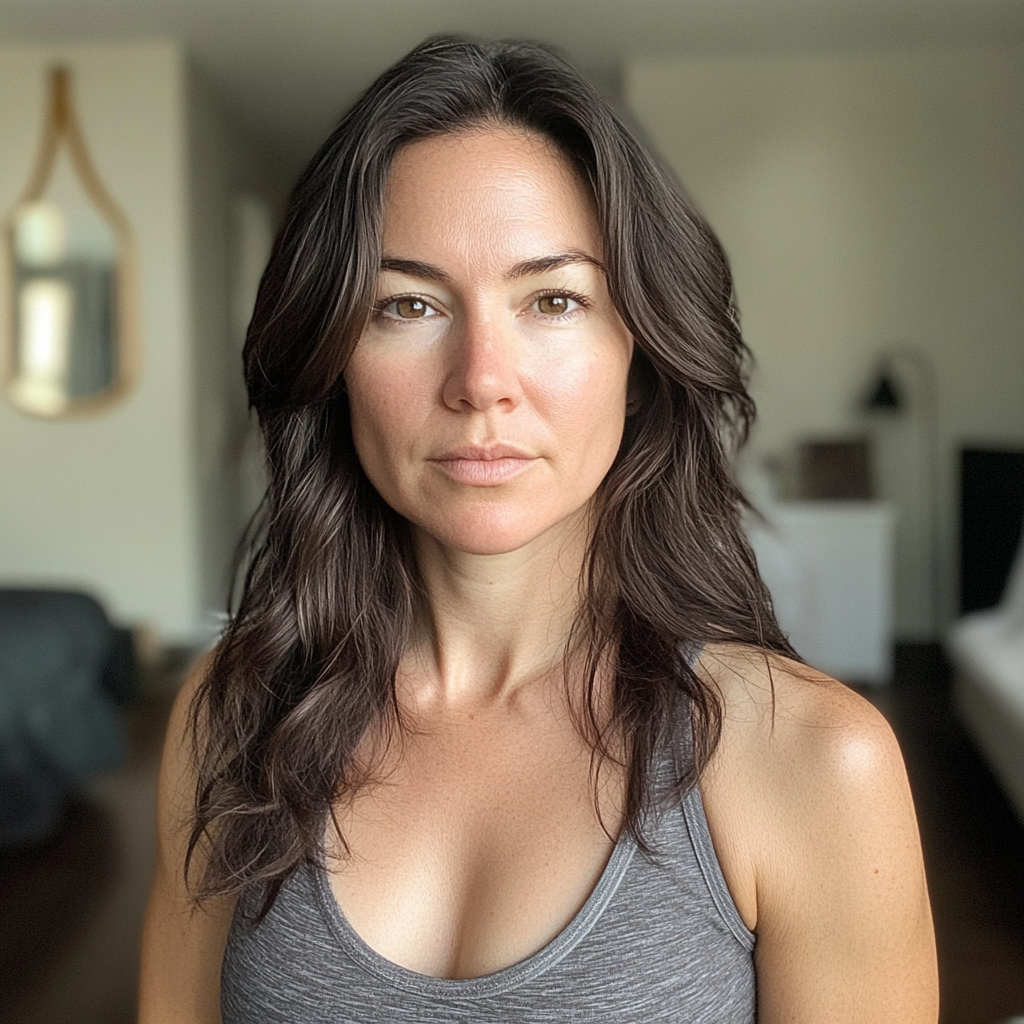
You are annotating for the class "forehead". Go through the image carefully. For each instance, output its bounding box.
[380,128,602,272]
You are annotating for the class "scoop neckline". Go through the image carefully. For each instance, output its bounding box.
[311,826,638,998]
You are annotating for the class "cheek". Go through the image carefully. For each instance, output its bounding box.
[345,354,435,468]
[530,345,630,459]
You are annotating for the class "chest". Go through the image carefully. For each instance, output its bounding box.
[222,777,758,1024]
[325,705,624,980]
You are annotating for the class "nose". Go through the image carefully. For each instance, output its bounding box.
[441,311,523,413]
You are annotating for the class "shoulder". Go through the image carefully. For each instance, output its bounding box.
[158,649,216,834]
[148,648,222,909]
[694,644,937,1020]
[692,643,913,925]
[696,642,902,796]
[695,642,913,880]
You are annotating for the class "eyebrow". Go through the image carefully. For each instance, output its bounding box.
[379,257,451,283]
[378,250,605,283]
[506,250,606,279]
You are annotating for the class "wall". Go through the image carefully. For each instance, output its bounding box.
[184,62,285,621]
[0,42,199,640]
[626,46,1024,639]
[0,43,286,644]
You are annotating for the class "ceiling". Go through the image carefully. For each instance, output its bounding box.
[2,0,1022,174]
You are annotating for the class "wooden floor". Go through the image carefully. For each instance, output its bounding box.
[1,646,1022,1023]
[0,664,178,1024]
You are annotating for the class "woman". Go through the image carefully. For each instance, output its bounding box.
[140,37,938,1023]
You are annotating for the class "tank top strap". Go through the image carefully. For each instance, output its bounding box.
[644,643,754,953]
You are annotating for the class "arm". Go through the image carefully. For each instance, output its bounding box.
[701,649,938,1023]
[138,654,237,1024]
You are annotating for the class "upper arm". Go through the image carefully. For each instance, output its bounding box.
[700,648,938,1023]
[754,698,937,1022]
[138,652,237,1024]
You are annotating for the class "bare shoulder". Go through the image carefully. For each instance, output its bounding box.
[697,640,886,731]
[695,641,915,896]
[696,643,937,1022]
[696,641,901,784]
[157,649,217,842]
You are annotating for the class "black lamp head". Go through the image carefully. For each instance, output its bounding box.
[865,372,903,412]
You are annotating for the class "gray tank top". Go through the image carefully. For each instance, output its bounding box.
[220,710,756,1023]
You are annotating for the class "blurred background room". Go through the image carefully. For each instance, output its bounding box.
[0,1,1022,1021]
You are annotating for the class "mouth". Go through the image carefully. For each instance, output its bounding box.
[429,444,538,485]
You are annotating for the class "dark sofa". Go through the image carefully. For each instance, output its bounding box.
[0,589,134,847]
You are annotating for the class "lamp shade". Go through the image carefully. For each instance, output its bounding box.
[865,372,903,411]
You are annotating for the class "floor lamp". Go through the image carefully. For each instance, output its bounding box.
[863,346,942,638]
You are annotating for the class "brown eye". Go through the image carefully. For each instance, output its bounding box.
[395,297,429,319]
[537,294,570,316]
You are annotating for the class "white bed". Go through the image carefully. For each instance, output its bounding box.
[947,532,1024,821]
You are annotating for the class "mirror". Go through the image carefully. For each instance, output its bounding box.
[4,67,137,417]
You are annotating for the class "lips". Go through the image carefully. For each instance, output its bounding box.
[433,444,534,461]
[430,444,537,485]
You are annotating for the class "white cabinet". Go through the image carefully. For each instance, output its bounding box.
[745,502,896,686]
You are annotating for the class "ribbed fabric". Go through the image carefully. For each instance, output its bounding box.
[221,718,756,1023]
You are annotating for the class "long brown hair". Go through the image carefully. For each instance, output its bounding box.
[188,36,794,909]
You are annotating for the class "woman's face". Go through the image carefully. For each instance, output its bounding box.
[344,128,634,556]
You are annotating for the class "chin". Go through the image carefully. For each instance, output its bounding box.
[411,502,583,556]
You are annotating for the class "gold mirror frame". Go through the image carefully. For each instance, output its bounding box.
[3,66,140,418]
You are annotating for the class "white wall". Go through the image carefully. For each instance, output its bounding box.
[0,43,286,644]
[626,46,1024,639]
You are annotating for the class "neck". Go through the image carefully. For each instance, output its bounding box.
[404,510,592,709]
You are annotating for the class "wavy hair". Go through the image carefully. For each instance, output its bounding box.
[188,36,794,909]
